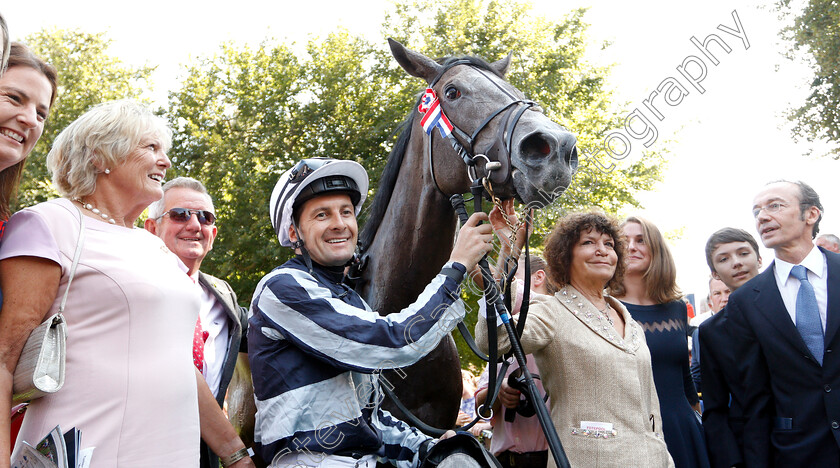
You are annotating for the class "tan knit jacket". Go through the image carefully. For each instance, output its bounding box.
[476,284,675,468]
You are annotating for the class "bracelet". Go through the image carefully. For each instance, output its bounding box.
[221,447,253,467]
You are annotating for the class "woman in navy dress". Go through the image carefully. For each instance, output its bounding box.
[611,216,710,468]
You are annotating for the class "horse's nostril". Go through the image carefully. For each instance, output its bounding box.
[521,134,552,157]
[568,145,579,171]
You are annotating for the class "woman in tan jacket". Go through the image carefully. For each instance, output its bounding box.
[477,210,673,468]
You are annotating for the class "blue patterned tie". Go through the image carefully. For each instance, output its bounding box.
[791,265,824,365]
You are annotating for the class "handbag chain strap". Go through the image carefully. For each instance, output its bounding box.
[57,206,87,316]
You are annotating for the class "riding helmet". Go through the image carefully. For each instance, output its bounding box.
[269,157,368,247]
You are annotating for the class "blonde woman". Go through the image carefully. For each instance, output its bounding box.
[0,101,253,467]
[611,217,710,468]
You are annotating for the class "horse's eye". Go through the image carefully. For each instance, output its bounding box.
[444,86,461,100]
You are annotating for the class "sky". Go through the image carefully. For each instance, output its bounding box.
[1,0,833,301]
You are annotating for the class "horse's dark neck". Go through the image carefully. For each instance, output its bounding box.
[362,132,458,315]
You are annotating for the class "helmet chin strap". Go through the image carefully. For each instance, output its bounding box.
[292,223,315,275]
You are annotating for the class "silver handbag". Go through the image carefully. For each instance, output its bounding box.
[12,205,84,403]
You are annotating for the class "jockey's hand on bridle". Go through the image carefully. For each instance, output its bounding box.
[449,212,493,271]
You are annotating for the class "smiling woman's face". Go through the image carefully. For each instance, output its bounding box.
[569,227,618,286]
[623,221,651,275]
[102,134,171,209]
[0,66,52,172]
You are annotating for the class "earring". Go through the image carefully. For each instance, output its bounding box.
[104,168,111,174]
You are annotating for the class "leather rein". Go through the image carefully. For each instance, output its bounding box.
[381,61,541,436]
[351,60,541,437]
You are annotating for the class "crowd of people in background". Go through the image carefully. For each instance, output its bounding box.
[2,11,840,468]
[466,180,840,468]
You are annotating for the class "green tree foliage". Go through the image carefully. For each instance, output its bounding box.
[166,33,413,295]
[167,0,664,297]
[14,29,154,208]
[165,0,666,367]
[12,2,667,371]
[166,41,304,295]
[384,0,663,213]
[778,0,840,155]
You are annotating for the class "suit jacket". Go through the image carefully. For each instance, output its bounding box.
[690,327,702,393]
[197,272,249,468]
[727,247,840,467]
[699,308,745,468]
[476,285,674,468]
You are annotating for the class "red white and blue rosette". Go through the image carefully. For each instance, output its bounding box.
[418,88,454,138]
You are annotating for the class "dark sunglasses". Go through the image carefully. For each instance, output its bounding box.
[288,158,333,184]
[157,208,216,226]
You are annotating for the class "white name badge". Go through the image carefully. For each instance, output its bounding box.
[580,421,614,432]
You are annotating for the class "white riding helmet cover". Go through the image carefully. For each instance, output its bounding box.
[270,158,369,247]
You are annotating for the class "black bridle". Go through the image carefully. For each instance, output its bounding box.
[347,59,539,279]
[347,57,572,467]
[424,59,540,193]
[374,59,575,468]
[412,59,574,468]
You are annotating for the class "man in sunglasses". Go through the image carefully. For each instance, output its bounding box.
[146,176,250,468]
[249,157,494,468]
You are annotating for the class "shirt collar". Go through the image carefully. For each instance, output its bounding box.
[774,244,826,285]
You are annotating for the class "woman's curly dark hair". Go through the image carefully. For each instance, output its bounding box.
[543,211,626,291]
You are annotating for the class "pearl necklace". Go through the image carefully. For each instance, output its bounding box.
[73,197,116,224]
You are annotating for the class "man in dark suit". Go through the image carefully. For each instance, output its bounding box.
[698,228,762,468]
[146,177,250,468]
[728,180,840,467]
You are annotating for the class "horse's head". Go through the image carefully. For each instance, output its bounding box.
[389,39,577,208]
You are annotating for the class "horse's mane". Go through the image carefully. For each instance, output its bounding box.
[357,55,503,252]
[358,109,414,252]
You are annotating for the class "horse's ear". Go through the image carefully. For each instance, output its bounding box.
[491,52,513,77]
[388,38,442,84]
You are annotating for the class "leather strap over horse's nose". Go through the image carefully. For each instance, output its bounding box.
[475,100,535,185]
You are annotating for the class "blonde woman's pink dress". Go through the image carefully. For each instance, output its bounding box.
[0,198,201,467]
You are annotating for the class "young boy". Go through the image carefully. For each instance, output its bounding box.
[699,228,762,468]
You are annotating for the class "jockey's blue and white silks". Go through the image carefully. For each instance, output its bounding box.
[248,256,467,467]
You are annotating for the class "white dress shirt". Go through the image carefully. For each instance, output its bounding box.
[773,245,828,331]
[192,275,231,397]
[689,311,715,327]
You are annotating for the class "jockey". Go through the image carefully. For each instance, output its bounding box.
[248,157,493,468]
